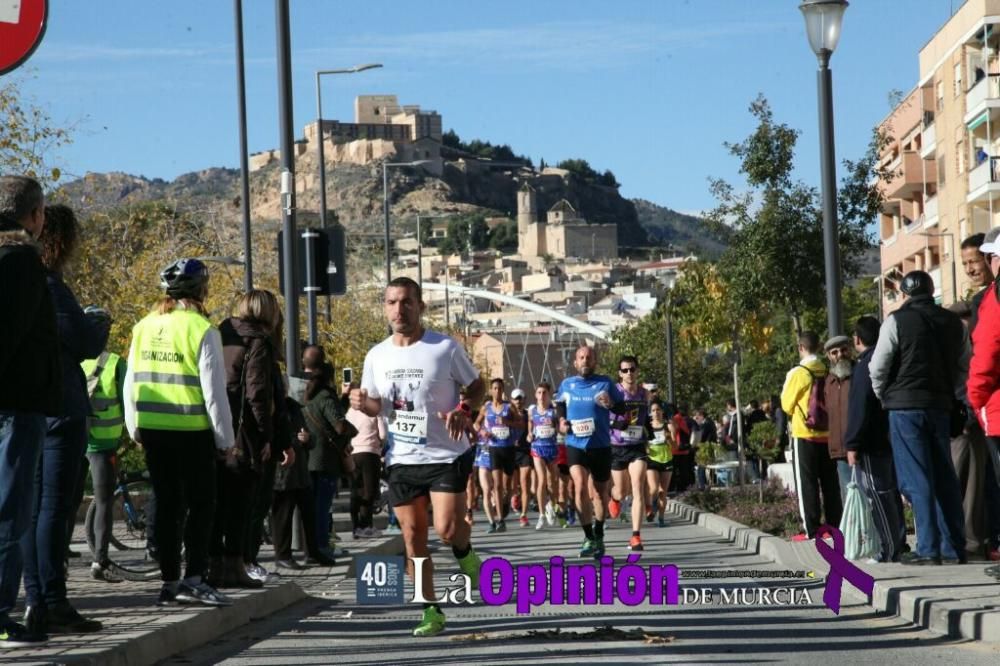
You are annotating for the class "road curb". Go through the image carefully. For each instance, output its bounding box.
[345,535,406,578]
[669,499,1000,642]
[87,581,307,666]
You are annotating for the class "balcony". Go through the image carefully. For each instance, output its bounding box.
[923,194,939,227]
[965,74,1000,125]
[920,119,936,159]
[967,157,1000,204]
[883,151,936,200]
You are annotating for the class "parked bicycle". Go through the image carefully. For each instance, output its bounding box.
[84,467,159,581]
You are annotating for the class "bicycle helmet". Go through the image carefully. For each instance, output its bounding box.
[900,270,933,297]
[159,258,209,298]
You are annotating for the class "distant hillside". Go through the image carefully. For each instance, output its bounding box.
[632,199,730,258]
[55,160,721,258]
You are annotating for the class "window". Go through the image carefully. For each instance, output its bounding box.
[937,153,946,185]
[955,62,964,96]
[937,81,945,111]
[958,138,966,174]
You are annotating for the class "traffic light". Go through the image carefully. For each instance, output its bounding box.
[276,225,347,296]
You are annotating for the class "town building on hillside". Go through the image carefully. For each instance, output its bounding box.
[876,0,1000,312]
[516,183,618,264]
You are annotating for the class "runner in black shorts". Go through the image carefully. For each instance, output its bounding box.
[609,355,650,551]
[510,389,534,527]
[351,277,485,637]
[556,345,625,559]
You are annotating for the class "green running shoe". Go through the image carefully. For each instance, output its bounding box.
[413,606,446,637]
[457,548,482,588]
[593,538,606,560]
[579,538,596,557]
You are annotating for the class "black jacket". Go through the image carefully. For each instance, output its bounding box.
[844,347,890,454]
[47,271,109,419]
[0,231,61,415]
[873,294,967,410]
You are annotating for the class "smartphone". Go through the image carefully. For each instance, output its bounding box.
[343,367,353,385]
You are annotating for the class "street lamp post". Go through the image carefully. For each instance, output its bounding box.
[233,0,253,292]
[383,160,431,284]
[800,0,849,338]
[918,231,958,303]
[311,63,381,344]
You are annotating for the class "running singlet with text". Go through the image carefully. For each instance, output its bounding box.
[610,384,648,446]
[529,405,558,458]
[361,330,479,466]
[485,401,514,447]
[557,374,623,449]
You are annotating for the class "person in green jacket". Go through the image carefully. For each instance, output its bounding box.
[80,351,126,583]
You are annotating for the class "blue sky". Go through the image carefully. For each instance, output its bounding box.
[11,0,960,214]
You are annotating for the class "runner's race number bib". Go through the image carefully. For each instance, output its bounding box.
[652,430,667,444]
[571,418,595,437]
[491,426,510,440]
[389,411,428,443]
[625,426,644,441]
[534,425,555,439]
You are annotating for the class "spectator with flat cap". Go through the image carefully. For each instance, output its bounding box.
[823,334,854,504]
[871,269,969,565]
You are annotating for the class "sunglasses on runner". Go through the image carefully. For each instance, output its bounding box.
[619,367,637,373]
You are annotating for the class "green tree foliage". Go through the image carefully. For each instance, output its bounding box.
[707,95,884,333]
[438,215,490,255]
[488,219,518,253]
[442,129,531,165]
[0,78,72,187]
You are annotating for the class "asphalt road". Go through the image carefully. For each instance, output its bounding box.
[163,514,1000,665]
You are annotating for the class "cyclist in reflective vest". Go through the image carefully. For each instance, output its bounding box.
[80,349,126,583]
[123,258,235,608]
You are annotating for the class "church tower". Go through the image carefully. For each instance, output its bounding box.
[517,181,537,256]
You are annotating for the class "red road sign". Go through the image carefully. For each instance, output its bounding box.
[0,0,48,76]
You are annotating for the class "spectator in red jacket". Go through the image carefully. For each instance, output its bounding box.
[969,238,1000,461]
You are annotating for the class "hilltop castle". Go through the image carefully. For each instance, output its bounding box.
[249,94,444,175]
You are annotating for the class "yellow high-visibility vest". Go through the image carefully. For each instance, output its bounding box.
[81,352,124,450]
[130,309,213,431]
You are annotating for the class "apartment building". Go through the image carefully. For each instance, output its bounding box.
[879,0,1000,312]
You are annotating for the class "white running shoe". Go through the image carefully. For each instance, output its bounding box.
[536,515,545,530]
[544,502,556,526]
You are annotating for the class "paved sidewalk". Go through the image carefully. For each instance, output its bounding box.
[1,514,403,666]
[670,499,1000,642]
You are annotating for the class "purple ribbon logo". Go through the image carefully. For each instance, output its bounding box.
[814,524,875,614]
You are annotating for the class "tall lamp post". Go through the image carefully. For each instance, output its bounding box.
[918,231,958,303]
[383,160,431,283]
[312,63,381,343]
[316,64,383,230]
[800,0,848,338]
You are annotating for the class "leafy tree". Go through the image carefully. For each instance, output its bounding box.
[441,129,531,165]
[556,158,599,180]
[488,219,518,253]
[0,78,72,186]
[438,215,489,255]
[707,95,883,336]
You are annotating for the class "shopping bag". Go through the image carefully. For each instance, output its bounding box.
[838,466,882,561]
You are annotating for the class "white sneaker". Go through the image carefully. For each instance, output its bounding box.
[246,563,270,582]
[361,527,383,538]
[536,515,545,530]
[544,502,556,526]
